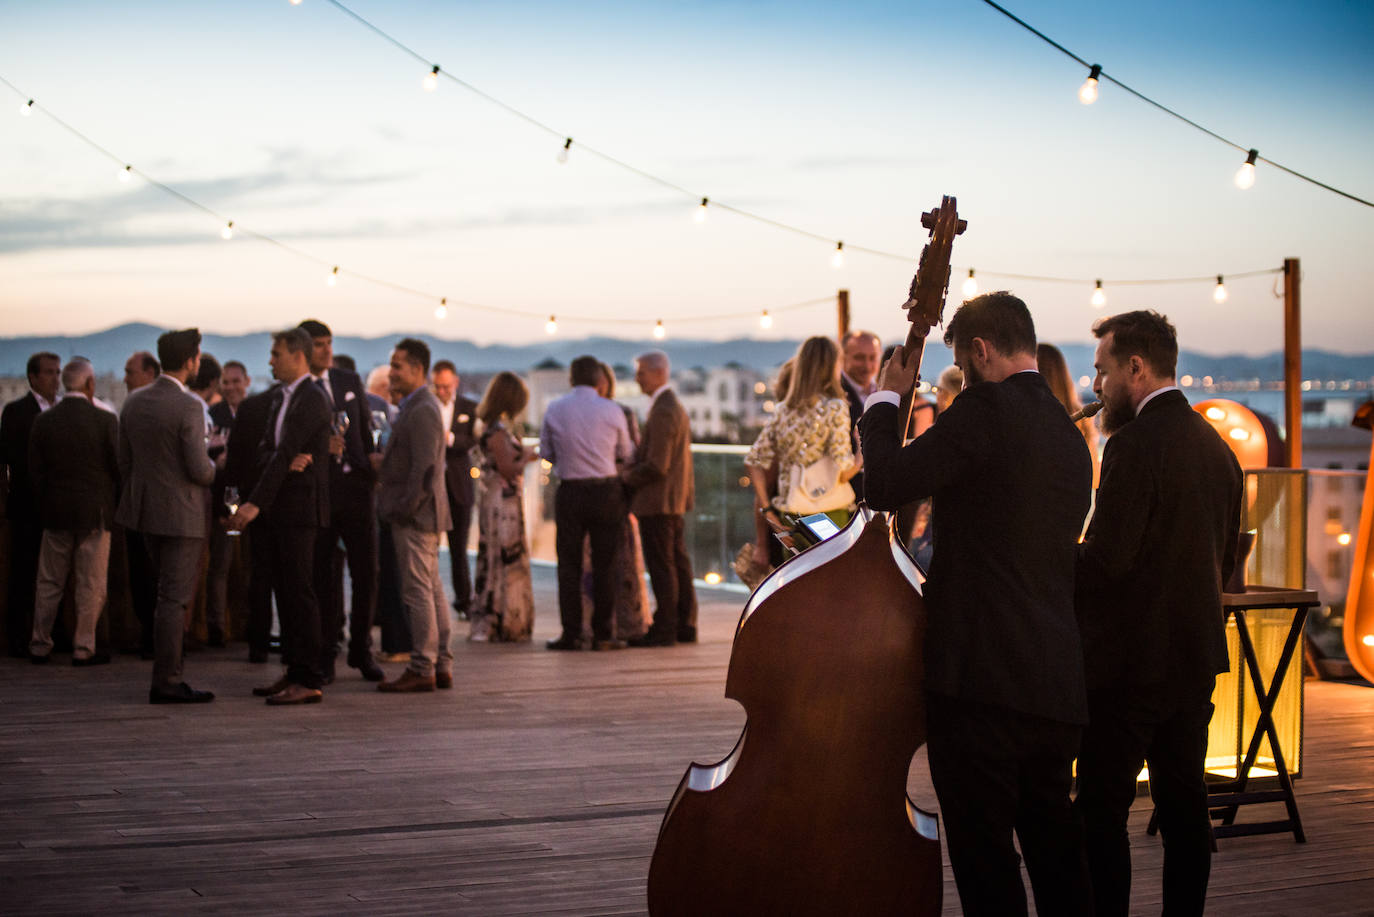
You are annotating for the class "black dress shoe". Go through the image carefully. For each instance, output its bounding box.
[545,635,583,651]
[28,651,51,665]
[350,657,385,682]
[72,651,112,667]
[628,631,676,648]
[676,627,698,644]
[149,683,215,704]
[320,658,337,686]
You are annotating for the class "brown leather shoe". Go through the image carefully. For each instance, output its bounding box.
[435,671,453,690]
[252,674,291,697]
[377,670,436,693]
[265,683,323,705]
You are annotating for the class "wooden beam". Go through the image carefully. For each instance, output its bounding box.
[1283,258,1302,468]
[837,289,850,342]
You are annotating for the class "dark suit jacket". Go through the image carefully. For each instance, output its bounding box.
[840,376,866,501]
[1076,389,1243,721]
[859,371,1093,725]
[0,392,42,521]
[379,386,451,533]
[319,367,377,525]
[29,396,120,532]
[443,394,479,509]
[209,399,235,431]
[248,379,331,529]
[624,388,694,516]
[220,388,275,513]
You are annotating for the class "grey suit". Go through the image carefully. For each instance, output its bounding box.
[378,385,452,677]
[117,376,215,690]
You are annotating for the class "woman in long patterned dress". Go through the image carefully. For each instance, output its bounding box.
[469,372,538,643]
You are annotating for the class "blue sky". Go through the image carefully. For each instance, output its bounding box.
[1,0,1371,354]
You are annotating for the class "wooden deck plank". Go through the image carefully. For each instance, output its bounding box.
[2,564,1372,915]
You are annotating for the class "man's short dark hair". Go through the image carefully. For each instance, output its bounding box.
[192,353,222,390]
[298,319,331,339]
[272,328,313,356]
[569,355,602,388]
[26,351,59,381]
[157,329,201,374]
[137,351,161,377]
[395,338,431,375]
[331,354,356,373]
[943,291,1036,357]
[223,360,247,376]
[431,359,457,377]
[1092,310,1178,378]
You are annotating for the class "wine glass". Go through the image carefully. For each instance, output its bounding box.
[331,411,350,463]
[224,486,241,536]
[370,409,390,448]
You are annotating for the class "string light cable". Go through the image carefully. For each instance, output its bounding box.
[978,0,1373,209]
[1,73,1283,315]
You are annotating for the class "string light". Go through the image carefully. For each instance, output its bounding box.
[435,297,448,319]
[545,315,558,335]
[119,164,132,182]
[1235,149,1258,190]
[962,268,978,298]
[653,319,666,340]
[759,310,773,329]
[1078,64,1101,105]
[832,241,844,269]
[21,98,33,116]
[557,137,572,164]
[423,65,439,92]
[695,197,708,224]
[1213,275,1228,303]
[289,0,302,5]
[327,265,339,287]
[221,220,234,240]
[1091,279,1106,308]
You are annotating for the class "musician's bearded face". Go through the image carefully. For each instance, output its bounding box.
[952,344,984,388]
[1093,335,1136,434]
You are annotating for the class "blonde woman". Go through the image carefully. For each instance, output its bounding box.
[1037,343,1100,485]
[744,336,859,567]
[469,372,538,642]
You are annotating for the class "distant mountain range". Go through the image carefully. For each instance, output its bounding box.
[3,322,1373,386]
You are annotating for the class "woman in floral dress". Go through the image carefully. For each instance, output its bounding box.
[469,372,538,643]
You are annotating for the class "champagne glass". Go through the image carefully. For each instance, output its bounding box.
[224,486,241,536]
[331,411,350,463]
[370,409,390,448]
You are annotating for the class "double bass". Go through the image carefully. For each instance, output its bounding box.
[646,198,967,916]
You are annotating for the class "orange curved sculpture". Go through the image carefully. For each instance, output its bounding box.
[1342,402,1374,683]
[1194,399,1269,469]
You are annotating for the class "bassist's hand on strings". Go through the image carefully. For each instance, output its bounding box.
[878,343,919,396]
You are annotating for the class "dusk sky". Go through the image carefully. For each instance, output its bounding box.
[2,0,1371,355]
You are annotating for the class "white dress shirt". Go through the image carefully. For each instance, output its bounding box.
[539,385,632,480]
[273,375,310,446]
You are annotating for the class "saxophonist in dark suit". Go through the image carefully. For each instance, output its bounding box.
[859,292,1093,917]
[1074,310,1243,917]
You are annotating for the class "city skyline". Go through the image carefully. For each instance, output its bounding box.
[2,0,1371,354]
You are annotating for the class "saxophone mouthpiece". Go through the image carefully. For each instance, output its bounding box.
[1070,401,1104,423]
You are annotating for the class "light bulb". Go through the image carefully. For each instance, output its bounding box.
[1337,532,1352,546]
[558,138,572,164]
[423,65,439,92]
[22,99,34,117]
[653,319,666,340]
[1091,280,1106,308]
[435,303,448,320]
[961,268,978,298]
[119,164,132,182]
[695,197,708,224]
[832,242,844,269]
[759,311,773,329]
[327,266,339,287]
[1213,275,1228,303]
[1235,149,1258,190]
[1078,64,1101,105]
[221,221,234,240]
[545,315,558,335]
[290,0,302,5]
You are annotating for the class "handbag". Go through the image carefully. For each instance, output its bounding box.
[782,454,855,514]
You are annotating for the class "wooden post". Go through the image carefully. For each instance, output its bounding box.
[1283,258,1302,468]
[837,289,850,342]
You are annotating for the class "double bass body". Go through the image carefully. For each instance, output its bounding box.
[646,509,942,915]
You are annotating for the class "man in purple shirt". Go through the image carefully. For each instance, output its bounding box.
[539,355,633,651]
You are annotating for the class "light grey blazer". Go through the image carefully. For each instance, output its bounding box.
[377,385,451,533]
[116,376,215,538]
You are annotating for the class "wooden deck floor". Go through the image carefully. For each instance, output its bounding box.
[3,566,1373,916]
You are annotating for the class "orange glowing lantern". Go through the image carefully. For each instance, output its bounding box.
[1194,399,1269,469]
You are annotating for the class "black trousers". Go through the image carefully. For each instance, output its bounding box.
[123,528,158,654]
[1075,696,1216,917]
[266,525,323,689]
[554,478,624,642]
[447,498,473,613]
[245,529,274,655]
[926,693,1093,917]
[5,515,42,657]
[637,513,696,637]
[375,520,410,653]
[313,486,378,666]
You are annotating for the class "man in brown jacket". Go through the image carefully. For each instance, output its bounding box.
[624,350,698,646]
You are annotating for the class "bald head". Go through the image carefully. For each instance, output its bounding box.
[62,358,95,398]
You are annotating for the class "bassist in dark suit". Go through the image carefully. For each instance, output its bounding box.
[1074,310,1243,917]
[859,292,1093,917]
